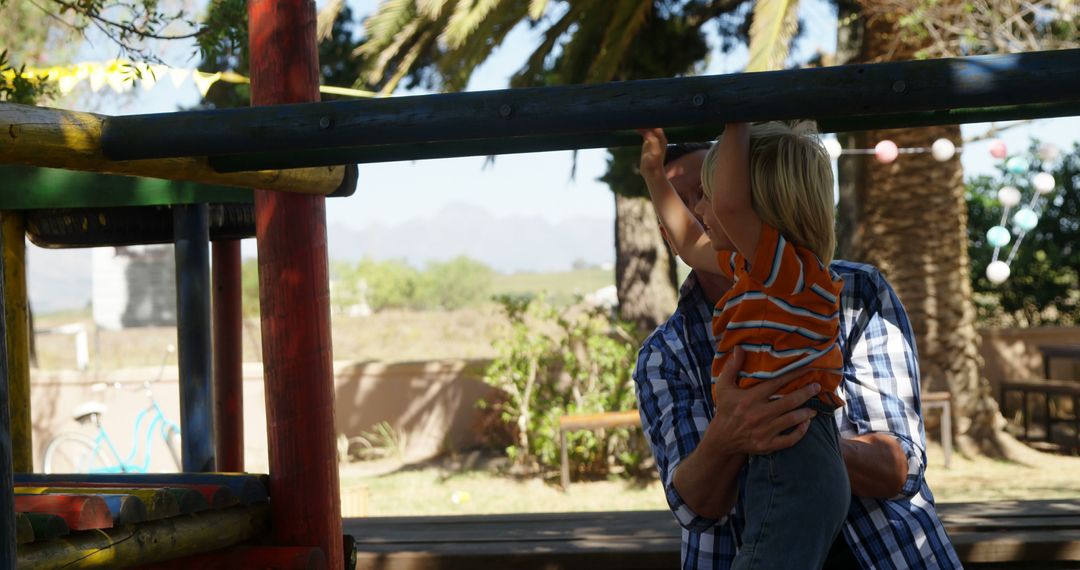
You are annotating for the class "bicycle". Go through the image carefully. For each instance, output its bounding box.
[42,345,182,474]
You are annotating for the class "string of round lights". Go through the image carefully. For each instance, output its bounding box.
[823,136,1062,285]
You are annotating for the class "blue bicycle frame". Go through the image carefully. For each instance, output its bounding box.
[86,399,181,473]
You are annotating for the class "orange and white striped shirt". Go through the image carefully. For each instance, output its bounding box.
[711,223,845,408]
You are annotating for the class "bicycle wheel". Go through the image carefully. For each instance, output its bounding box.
[42,433,117,474]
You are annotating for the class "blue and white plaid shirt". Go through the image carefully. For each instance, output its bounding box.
[634,262,962,569]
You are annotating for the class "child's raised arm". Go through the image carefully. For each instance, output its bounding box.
[637,128,720,273]
[708,123,761,263]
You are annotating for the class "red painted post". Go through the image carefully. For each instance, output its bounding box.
[247,2,342,568]
[212,240,244,472]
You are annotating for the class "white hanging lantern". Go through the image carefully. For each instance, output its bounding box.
[1033,172,1056,194]
[986,261,1011,284]
[997,186,1022,208]
[931,138,956,161]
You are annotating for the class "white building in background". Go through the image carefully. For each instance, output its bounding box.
[92,245,176,330]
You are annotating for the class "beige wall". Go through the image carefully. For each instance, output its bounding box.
[978,326,1080,396]
[28,326,1080,473]
[29,358,496,473]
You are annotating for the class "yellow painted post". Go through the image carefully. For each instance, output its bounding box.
[2,211,32,472]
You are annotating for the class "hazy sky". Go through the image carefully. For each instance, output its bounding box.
[76,0,1077,229]
[57,0,1080,229]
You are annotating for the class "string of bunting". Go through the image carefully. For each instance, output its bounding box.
[0,60,378,98]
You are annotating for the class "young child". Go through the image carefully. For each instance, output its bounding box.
[638,123,851,569]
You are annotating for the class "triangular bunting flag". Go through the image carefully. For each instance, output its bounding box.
[192,71,222,97]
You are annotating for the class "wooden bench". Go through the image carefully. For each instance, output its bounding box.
[346,499,1080,569]
[558,410,640,489]
[1000,380,1080,449]
[559,393,955,486]
[923,391,953,468]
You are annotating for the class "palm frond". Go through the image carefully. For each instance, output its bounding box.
[527,0,549,21]
[316,0,346,42]
[746,0,800,72]
[380,27,439,94]
[438,0,530,90]
[359,0,420,57]
[586,0,651,82]
[417,0,451,20]
[363,17,424,85]
[441,0,502,50]
[510,0,591,87]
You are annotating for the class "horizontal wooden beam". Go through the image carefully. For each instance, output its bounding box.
[210,101,1080,170]
[17,503,270,569]
[14,494,112,531]
[0,103,355,196]
[98,49,1080,168]
[14,473,268,505]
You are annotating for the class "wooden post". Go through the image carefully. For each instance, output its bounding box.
[0,218,15,568]
[174,204,215,473]
[212,239,244,472]
[1,212,31,472]
[248,1,342,568]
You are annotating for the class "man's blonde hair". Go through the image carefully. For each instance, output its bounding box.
[701,121,836,264]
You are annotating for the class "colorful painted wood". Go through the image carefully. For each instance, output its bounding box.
[14,473,267,504]
[21,513,69,542]
[16,487,179,521]
[15,494,111,531]
[15,481,236,509]
[138,546,327,570]
[17,503,270,569]
[97,494,148,525]
[0,103,351,196]
[15,513,34,544]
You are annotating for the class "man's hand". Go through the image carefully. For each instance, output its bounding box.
[637,128,668,180]
[672,348,821,518]
[705,348,821,456]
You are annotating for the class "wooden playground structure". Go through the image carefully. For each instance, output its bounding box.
[0,1,1079,567]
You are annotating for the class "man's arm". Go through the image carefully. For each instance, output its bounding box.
[841,434,908,498]
[708,123,761,263]
[839,267,929,500]
[637,128,720,272]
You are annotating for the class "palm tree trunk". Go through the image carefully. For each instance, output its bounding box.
[614,194,679,334]
[855,10,1011,456]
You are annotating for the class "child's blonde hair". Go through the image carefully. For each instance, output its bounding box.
[701,121,836,264]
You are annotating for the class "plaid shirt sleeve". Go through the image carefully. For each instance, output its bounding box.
[839,265,927,499]
[634,324,727,532]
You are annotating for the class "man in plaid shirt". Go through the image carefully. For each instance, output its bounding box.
[635,142,962,569]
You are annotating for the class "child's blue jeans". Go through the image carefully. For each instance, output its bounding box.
[732,400,851,570]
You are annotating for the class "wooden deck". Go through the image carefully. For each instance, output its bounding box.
[346,499,1080,569]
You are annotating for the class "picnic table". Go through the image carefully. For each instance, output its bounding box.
[345,499,1080,569]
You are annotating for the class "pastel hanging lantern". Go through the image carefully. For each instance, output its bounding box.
[823,138,843,160]
[931,138,956,161]
[1038,142,1060,162]
[997,186,1022,208]
[986,226,1011,247]
[875,140,899,164]
[986,261,1011,284]
[1006,156,1030,174]
[989,139,1007,159]
[1012,208,1039,231]
[1033,172,1056,194]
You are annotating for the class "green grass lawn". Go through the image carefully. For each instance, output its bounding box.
[340,441,1080,518]
[491,267,613,306]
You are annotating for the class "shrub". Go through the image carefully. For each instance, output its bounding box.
[482,295,646,481]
